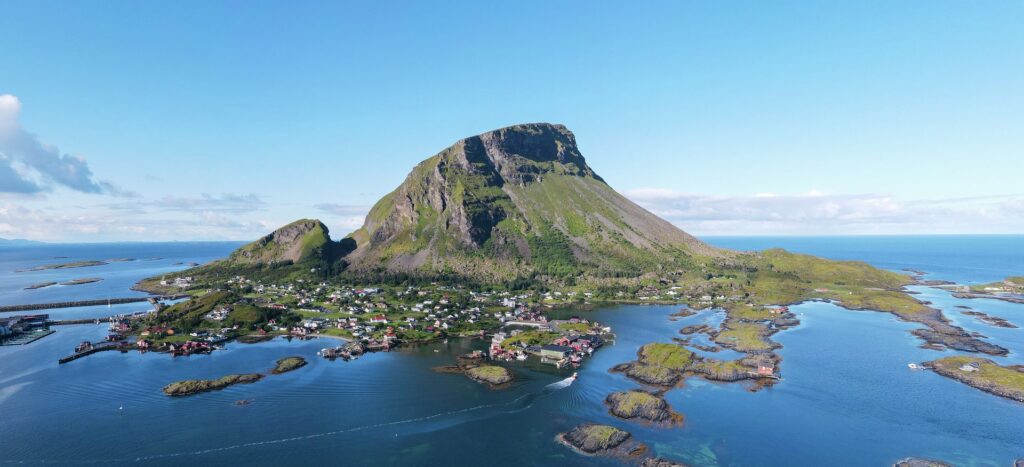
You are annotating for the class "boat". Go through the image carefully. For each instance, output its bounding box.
[571,372,578,380]
[908,363,921,370]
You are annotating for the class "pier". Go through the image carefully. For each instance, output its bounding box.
[0,295,189,313]
[58,342,132,364]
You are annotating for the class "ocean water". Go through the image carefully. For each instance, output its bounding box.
[1,237,1023,466]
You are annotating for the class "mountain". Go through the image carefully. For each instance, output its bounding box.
[225,219,349,266]
[344,123,720,283]
[0,238,44,246]
[136,219,352,293]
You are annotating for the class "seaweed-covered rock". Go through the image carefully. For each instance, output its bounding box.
[162,374,263,396]
[605,390,682,425]
[559,424,631,454]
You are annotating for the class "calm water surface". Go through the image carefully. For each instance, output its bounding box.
[1,238,1022,466]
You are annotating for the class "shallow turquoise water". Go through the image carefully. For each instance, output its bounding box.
[1,238,1022,466]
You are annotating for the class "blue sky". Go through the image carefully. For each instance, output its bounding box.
[1,1,1022,241]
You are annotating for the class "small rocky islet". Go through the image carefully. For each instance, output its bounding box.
[162,374,263,396]
[893,457,953,467]
[434,355,513,389]
[271,356,307,374]
[163,357,308,396]
[558,424,639,456]
[605,390,682,426]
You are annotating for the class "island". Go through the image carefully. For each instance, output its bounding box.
[960,309,1017,328]
[558,424,646,459]
[59,277,103,286]
[434,353,514,389]
[612,342,778,390]
[605,390,683,426]
[271,356,307,374]
[162,374,263,396]
[24,282,56,290]
[949,277,1024,305]
[925,356,1024,403]
[893,458,953,467]
[15,260,107,272]
[465,365,513,387]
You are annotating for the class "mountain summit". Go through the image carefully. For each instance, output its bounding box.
[344,123,717,282]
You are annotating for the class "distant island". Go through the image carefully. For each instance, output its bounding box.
[16,260,108,273]
[0,238,45,247]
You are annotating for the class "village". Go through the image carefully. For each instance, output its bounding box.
[42,275,619,369]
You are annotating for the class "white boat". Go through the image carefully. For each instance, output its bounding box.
[908,363,921,370]
[571,372,578,380]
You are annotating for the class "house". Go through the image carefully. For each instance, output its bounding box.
[538,345,571,360]
[959,361,981,372]
[0,317,20,336]
[757,365,775,376]
[369,315,388,324]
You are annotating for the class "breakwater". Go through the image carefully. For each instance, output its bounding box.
[0,295,189,313]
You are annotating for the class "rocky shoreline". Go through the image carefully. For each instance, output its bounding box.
[961,310,1018,328]
[926,356,1024,403]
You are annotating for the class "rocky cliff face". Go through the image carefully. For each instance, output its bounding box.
[345,123,718,282]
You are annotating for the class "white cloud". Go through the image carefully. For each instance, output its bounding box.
[0,201,275,242]
[315,203,369,235]
[625,188,1024,235]
[104,192,266,214]
[0,93,126,195]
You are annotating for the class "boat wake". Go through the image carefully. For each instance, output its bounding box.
[546,374,576,390]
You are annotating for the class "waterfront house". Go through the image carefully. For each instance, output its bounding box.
[539,345,571,360]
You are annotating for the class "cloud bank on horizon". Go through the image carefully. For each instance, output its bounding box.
[1,98,1022,242]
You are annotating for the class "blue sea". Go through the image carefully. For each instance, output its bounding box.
[1,236,1022,466]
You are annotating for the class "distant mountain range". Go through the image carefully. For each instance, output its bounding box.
[0,238,44,246]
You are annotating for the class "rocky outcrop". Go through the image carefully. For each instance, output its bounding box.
[271,356,307,374]
[605,390,682,425]
[641,458,690,467]
[435,360,513,389]
[162,374,263,396]
[465,365,513,386]
[893,458,952,467]
[559,424,632,454]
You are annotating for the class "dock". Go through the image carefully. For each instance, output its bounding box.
[58,342,132,364]
[0,295,189,313]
